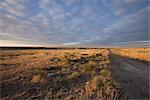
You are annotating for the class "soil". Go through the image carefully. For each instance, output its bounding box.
[109,53,149,100]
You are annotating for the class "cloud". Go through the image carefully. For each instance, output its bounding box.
[125,0,139,3]
[0,40,60,47]
[65,0,75,6]
[0,0,27,17]
[115,9,125,16]
[63,42,81,45]
[38,0,66,20]
[100,6,149,43]
[0,0,149,46]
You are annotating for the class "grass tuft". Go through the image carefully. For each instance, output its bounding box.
[82,64,96,73]
[70,71,80,79]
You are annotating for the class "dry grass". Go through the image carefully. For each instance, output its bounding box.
[82,63,97,73]
[111,48,150,62]
[84,75,118,99]
[31,74,46,83]
[0,48,120,99]
[69,71,80,79]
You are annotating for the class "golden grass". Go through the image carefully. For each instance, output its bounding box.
[111,48,150,62]
[31,74,45,83]
[84,75,118,99]
[0,48,120,99]
[69,71,80,79]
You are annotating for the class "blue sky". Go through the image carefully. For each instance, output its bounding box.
[0,0,149,46]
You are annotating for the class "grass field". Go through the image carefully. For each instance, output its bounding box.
[0,48,120,99]
[111,48,150,62]
[1,48,149,99]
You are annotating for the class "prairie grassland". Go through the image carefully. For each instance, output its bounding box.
[111,48,150,62]
[0,49,120,99]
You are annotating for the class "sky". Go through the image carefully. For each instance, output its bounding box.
[0,0,149,47]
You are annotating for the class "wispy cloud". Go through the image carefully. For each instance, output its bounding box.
[0,0,149,46]
[100,6,149,42]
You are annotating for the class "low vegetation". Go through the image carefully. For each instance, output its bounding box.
[111,48,150,62]
[0,49,120,99]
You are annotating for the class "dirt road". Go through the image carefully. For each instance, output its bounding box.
[109,53,149,100]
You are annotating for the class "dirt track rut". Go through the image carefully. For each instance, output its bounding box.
[109,54,149,100]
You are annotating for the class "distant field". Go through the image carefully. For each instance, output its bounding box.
[111,48,150,62]
[0,49,120,99]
